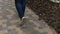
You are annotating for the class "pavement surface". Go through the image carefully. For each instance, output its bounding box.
[0,0,58,34]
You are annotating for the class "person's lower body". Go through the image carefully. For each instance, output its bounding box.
[15,0,26,26]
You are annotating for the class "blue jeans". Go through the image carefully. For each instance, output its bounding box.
[15,0,26,20]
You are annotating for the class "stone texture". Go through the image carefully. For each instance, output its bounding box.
[0,0,57,34]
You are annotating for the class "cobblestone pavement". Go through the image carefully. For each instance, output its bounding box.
[0,0,58,34]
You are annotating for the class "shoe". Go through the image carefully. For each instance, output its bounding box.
[19,17,27,26]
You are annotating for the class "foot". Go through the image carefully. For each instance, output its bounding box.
[19,17,27,26]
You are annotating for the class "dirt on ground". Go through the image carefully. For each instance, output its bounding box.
[27,0,60,34]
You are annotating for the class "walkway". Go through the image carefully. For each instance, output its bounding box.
[0,0,57,34]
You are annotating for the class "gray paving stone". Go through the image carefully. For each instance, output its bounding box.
[0,25,7,30]
[38,20,48,28]
[30,30,41,34]
[8,29,18,34]
[23,18,36,27]
[40,32,48,34]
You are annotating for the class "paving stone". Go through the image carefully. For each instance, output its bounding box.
[8,29,18,34]
[30,30,41,34]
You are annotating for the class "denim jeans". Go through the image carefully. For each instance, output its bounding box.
[15,0,26,20]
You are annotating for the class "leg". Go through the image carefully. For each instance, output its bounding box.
[15,0,26,20]
[15,0,26,26]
